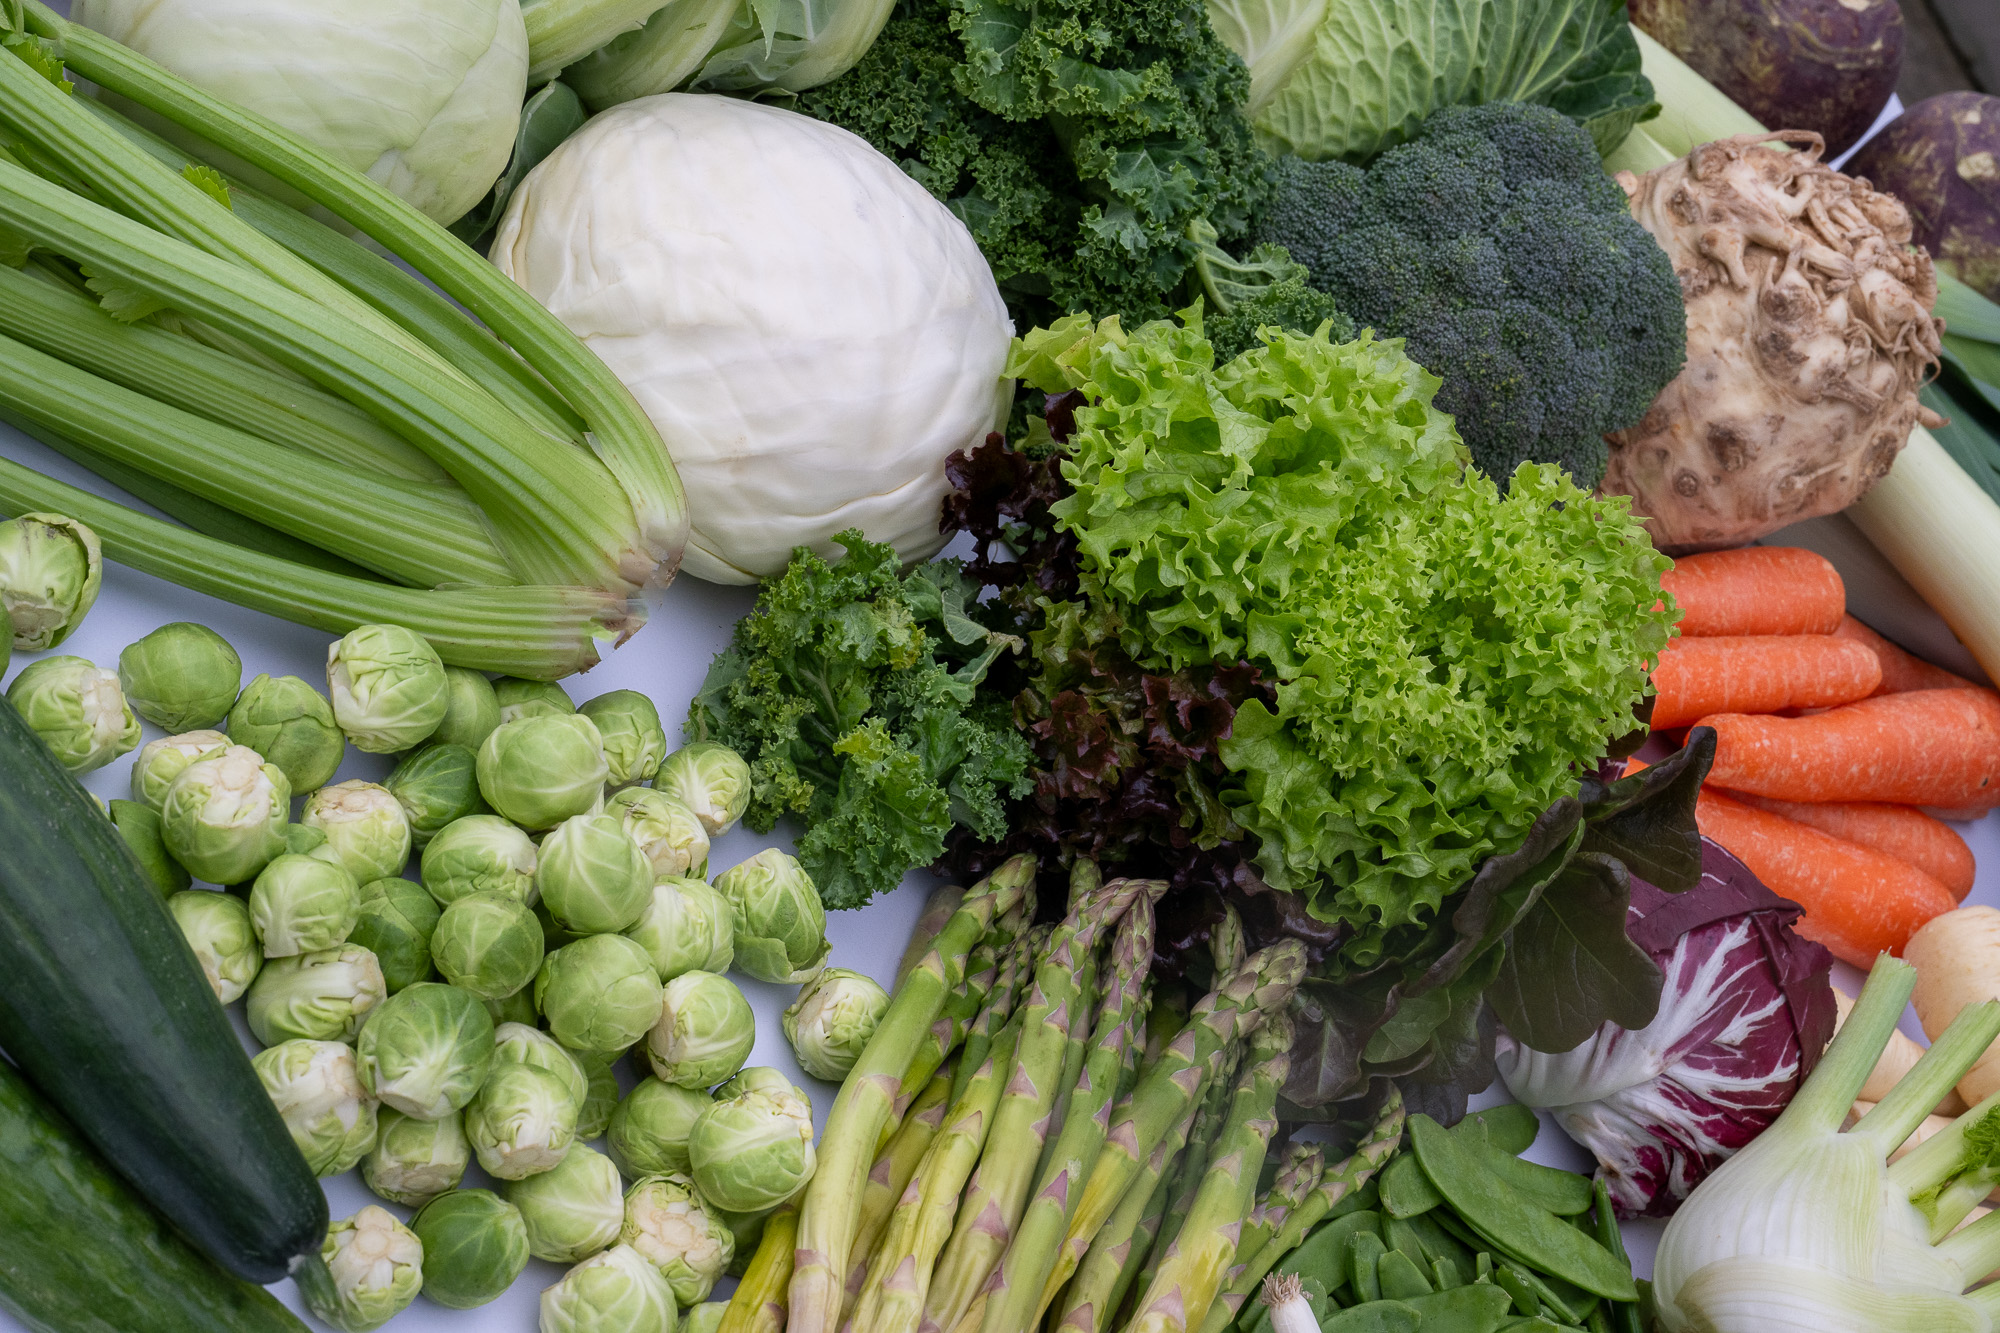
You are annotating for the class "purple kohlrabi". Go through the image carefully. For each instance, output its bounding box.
[1495,837,1837,1218]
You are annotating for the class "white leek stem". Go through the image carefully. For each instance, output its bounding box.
[1966,1274,2000,1311]
[1945,1210,2000,1293]
[1892,1089,2000,1195]
[1260,1274,1318,1333]
[1929,1170,2000,1244]
[1851,1004,2000,1156]
[1790,957,1919,1133]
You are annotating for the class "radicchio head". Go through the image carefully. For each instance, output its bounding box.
[1495,837,1836,1218]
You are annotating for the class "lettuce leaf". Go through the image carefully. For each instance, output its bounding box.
[1253,0,1658,162]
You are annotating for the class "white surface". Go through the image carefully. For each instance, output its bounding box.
[4,407,1999,1329]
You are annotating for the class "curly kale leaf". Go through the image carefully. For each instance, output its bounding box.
[690,532,1033,910]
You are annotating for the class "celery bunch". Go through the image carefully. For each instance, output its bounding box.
[0,0,685,678]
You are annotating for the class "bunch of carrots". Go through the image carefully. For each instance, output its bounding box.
[1646,546,1999,969]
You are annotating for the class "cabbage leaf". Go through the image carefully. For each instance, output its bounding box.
[1254,0,1659,162]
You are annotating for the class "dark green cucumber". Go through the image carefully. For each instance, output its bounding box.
[0,1059,308,1332]
[0,696,325,1281]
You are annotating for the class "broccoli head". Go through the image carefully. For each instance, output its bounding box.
[1254,102,1686,488]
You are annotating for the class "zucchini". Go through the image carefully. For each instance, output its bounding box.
[0,1058,308,1332]
[0,695,325,1281]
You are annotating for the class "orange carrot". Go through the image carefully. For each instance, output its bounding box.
[1660,547,1845,637]
[1698,688,2000,807]
[1649,635,1882,729]
[1831,615,1982,696]
[1722,791,1976,901]
[1695,788,1957,967]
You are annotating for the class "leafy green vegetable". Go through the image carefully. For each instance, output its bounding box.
[794,0,1274,328]
[1254,0,1659,162]
[1017,309,1674,962]
[690,531,1033,909]
[1253,101,1687,488]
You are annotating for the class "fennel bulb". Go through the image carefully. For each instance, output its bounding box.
[75,0,528,225]
[490,93,1013,585]
[1654,954,2000,1332]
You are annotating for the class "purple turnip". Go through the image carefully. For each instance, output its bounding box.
[1848,92,2000,304]
[1631,0,1902,158]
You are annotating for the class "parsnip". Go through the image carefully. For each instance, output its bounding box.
[1905,907,2000,1105]
[1833,990,1968,1115]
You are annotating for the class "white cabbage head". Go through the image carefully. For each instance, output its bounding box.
[491,93,1014,584]
[75,0,528,225]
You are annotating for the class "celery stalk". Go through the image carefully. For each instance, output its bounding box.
[0,449,620,676]
[29,0,689,580]
[0,260,451,485]
[0,327,517,588]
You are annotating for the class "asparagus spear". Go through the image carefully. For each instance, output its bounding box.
[1202,1085,1405,1330]
[1135,1042,1241,1301]
[899,884,968,984]
[845,1069,956,1315]
[953,924,1040,1108]
[789,855,1037,1333]
[892,927,1004,1129]
[983,881,1165,1333]
[1035,860,1109,1186]
[718,1200,800,1333]
[922,875,1155,1333]
[1119,1013,1294,1333]
[1196,1144,1323,1333]
[852,1012,1028,1333]
[1030,941,1308,1320]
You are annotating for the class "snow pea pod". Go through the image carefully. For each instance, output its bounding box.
[1402,1282,1515,1333]
[1380,1153,1444,1218]
[1407,1117,1636,1302]
[1351,1230,1389,1302]
[1456,1104,1539,1155]
[1324,1302,1422,1333]
[1282,1209,1380,1292]
[1377,1248,1433,1300]
[1446,1130,1592,1216]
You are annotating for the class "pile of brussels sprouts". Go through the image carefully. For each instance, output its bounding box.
[0,522,902,1333]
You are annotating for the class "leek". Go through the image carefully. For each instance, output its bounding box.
[1653,957,2000,1332]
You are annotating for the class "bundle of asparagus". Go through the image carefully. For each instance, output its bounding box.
[719,856,1404,1333]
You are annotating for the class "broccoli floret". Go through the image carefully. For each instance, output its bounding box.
[1255,101,1686,489]
[1207,278,1353,363]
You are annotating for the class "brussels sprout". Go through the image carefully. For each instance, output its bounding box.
[117,622,241,731]
[486,987,540,1028]
[159,744,290,884]
[608,1078,711,1179]
[356,982,496,1120]
[713,1067,812,1127]
[0,511,100,650]
[656,742,751,836]
[7,656,140,775]
[384,743,487,849]
[575,1051,619,1141]
[620,1172,734,1305]
[605,786,710,880]
[684,1301,729,1333]
[505,1142,625,1263]
[538,813,653,935]
[363,1108,470,1206]
[578,690,666,788]
[248,853,362,957]
[248,942,386,1045]
[493,1021,590,1114]
[252,1038,379,1176]
[625,876,734,983]
[688,1088,816,1213]
[539,1243,678,1333]
[495,676,575,723]
[350,877,442,993]
[411,1188,530,1309]
[295,1205,423,1332]
[227,673,345,793]
[536,934,664,1056]
[302,780,414,884]
[467,1059,581,1179]
[110,799,191,897]
[130,730,231,811]
[645,970,755,1090]
[432,665,502,751]
[326,623,449,753]
[477,713,609,831]
[783,967,889,1082]
[717,1206,768,1278]
[432,892,545,1000]
[421,814,539,906]
[168,889,262,1003]
[712,849,829,984]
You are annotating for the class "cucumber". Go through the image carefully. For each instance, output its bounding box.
[0,696,325,1281]
[0,1059,307,1332]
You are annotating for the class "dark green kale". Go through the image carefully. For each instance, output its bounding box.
[688,531,1033,911]
[795,0,1276,328]
[1254,101,1687,488]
